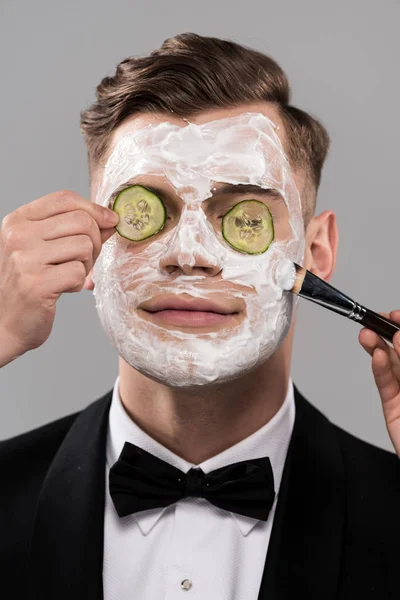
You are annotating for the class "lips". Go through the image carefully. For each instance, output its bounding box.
[138,295,242,328]
[140,297,238,315]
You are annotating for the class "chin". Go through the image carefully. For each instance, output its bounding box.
[117,338,282,389]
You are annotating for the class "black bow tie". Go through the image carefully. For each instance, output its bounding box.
[109,442,275,521]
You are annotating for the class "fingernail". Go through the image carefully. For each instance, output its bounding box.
[105,209,119,224]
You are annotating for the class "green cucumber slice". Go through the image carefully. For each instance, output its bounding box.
[113,185,167,242]
[222,200,274,254]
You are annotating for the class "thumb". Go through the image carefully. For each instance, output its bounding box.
[101,226,118,245]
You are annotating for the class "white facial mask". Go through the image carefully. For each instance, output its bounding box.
[92,112,305,387]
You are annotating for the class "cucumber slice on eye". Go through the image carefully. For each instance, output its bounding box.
[112,185,167,242]
[222,200,274,254]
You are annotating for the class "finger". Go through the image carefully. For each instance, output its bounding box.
[372,347,400,406]
[45,261,88,294]
[374,310,400,326]
[372,348,400,457]
[377,311,391,320]
[20,189,119,229]
[391,333,400,380]
[390,311,400,324]
[39,211,102,263]
[393,331,400,353]
[359,327,400,376]
[359,328,388,357]
[42,235,95,275]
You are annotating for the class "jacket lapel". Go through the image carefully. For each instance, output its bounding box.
[257,386,346,599]
[25,391,113,600]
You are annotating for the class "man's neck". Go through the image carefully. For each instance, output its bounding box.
[117,334,293,465]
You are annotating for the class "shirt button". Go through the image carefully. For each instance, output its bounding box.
[181,579,193,591]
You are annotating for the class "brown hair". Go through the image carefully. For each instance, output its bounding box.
[80,33,329,218]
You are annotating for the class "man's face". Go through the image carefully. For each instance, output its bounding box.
[90,103,306,387]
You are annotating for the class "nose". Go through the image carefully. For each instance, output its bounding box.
[158,206,223,277]
[159,252,222,276]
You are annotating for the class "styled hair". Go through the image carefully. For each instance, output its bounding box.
[80,33,330,217]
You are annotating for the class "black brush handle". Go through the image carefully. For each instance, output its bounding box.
[298,270,400,343]
[359,308,400,343]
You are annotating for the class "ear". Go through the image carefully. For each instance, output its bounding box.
[303,210,338,282]
[83,268,95,291]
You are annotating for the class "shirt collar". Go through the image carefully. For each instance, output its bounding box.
[106,375,295,537]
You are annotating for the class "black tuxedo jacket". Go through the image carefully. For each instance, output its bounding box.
[1,386,400,599]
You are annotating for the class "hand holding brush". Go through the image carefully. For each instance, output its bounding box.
[284,262,400,456]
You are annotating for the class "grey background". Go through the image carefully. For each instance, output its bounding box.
[0,0,399,451]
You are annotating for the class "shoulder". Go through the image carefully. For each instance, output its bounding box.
[297,387,400,531]
[0,408,82,575]
[0,389,112,491]
[332,420,399,468]
[294,385,400,495]
[0,410,82,491]
[317,405,400,587]
[332,421,400,494]
[0,390,112,571]
[294,385,400,578]
[295,385,399,470]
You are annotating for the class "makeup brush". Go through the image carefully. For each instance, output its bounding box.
[290,263,400,343]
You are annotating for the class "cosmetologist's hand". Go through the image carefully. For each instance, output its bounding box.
[359,311,400,457]
[0,190,119,367]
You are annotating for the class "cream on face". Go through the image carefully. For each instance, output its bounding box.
[92,112,305,387]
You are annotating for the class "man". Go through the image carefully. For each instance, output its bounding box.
[1,32,400,600]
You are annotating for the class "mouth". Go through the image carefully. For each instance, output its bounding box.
[138,295,243,330]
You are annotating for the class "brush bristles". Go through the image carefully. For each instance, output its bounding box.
[292,263,307,295]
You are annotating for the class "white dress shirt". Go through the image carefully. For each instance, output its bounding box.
[103,376,295,600]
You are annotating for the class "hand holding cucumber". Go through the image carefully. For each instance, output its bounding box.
[0,190,119,367]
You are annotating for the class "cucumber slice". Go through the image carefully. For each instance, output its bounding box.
[222,200,274,254]
[113,185,167,242]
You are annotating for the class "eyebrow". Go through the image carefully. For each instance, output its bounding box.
[211,183,283,200]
